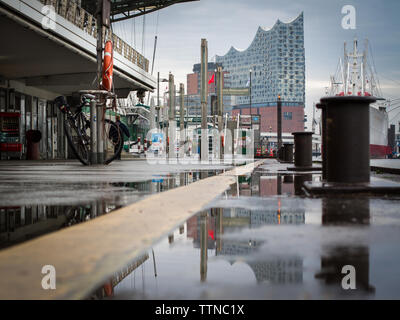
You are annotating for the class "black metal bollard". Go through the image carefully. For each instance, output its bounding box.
[292,132,313,169]
[294,173,312,195]
[283,143,294,163]
[316,103,327,181]
[320,96,376,184]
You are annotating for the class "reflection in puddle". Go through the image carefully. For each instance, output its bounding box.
[0,171,219,249]
[103,170,400,300]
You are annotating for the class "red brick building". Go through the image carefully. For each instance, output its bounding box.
[232,104,305,134]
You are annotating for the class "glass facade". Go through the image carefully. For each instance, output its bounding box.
[216,13,305,107]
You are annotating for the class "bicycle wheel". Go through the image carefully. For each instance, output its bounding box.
[103,119,124,165]
[64,114,90,165]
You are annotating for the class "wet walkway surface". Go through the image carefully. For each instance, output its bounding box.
[0,160,231,249]
[104,160,400,300]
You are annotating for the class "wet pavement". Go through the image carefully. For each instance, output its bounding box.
[0,160,230,249]
[103,162,400,300]
[2,159,400,299]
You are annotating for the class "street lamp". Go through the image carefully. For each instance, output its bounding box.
[249,68,253,129]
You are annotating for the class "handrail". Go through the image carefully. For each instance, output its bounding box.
[39,0,149,72]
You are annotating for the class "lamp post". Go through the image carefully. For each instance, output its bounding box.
[249,68,252,129]
[157,72,168,129]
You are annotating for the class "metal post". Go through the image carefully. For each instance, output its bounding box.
[294,173,312,196]
[167,73,175,159]
[90,99,97,164]
[283,143,294,163]
[216,66,223,160]
[320,96,375,184]
[277,95,282,160]
[179,83,185,158]
[200,39,208,162]
[157,72,160,129]
[96,0,104,165]
[249,68,252,128]
[97,101,104,164]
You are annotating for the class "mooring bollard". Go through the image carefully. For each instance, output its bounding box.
[320,96,376,184]
[316,103,327,181]
[294,174,312,195]
[290,132,313,170]
[283,143,294,163]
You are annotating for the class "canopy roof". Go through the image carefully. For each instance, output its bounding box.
[82,0,199,22]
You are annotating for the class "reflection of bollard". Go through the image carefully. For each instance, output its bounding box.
[26,130,42,160]
[317,197,375,293]
[322,197,370,226]
[316,103,327,181]
[283,143,294,163]
[320,96,375,184]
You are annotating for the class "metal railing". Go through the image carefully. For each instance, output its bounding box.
[39,0,149,72]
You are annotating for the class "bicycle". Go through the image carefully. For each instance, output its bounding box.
[54,94,123,165]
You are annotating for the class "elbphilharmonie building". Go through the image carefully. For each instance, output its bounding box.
[216,13,305,134]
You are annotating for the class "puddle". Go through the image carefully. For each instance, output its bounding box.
[95,169,400,300]
[0,170,221,249]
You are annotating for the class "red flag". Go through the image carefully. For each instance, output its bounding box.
[208,230,215,240]
[208,74,215,84]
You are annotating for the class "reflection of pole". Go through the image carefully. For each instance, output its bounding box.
[216,208,223,254]
[200,211,208,282]
[152,249,157,277]
[200,39,208,162]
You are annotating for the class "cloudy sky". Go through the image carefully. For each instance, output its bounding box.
[113,0,400,127]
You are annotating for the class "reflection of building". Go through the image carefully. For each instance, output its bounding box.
[216,13,305,134]
[187,206,305,284]
[186,212,216,250]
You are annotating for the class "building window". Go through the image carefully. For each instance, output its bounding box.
[283,112,292,120]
